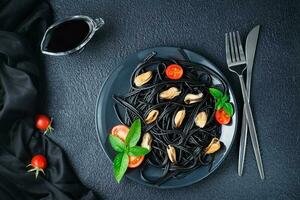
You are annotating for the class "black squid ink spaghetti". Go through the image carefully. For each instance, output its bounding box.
[111,52,233,185]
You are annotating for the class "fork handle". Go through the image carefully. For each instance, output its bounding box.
[238,75,265,180]
[238,106,248,176]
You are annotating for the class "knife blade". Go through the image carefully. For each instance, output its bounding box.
[238,25,263,178]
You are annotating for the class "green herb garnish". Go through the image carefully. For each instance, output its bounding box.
[109,119,150,183]
[209,87,234,117]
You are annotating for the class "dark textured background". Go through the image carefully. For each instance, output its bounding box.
[44,0,300,199]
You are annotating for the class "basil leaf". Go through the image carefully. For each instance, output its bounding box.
[125,119,141,147]
[128,146,150,156]
[221,95,229,102]
[113,152,129,183]
[209,88,223,99]
[109,135,126,152]
[215,100,225,110]
[223,102,234,117]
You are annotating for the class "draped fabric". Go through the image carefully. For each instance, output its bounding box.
[0,0,97,199]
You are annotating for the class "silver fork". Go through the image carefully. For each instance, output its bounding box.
[225,31,264,180]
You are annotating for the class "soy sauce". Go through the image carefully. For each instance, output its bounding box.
[45,19,90,52]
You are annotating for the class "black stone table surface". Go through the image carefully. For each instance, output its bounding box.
[45,0,300,199]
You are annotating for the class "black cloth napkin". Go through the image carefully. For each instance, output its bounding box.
[0,0,97,199]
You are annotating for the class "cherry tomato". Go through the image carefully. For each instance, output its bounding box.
[111,125,129,141]
[215,108,231,125]
[27,154,47,178]
[128,156,144,168]
[166,64,184,80]
[111,124,144,168]
[35,114,54,134]
[31,155,47,169]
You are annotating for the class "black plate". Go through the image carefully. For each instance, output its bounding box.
[95,47,238,188]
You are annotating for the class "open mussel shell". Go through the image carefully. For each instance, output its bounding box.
[174,109,186,128]
[184,93,203,104]
[167,145,176,163]
[134,71,153,87]
[145,110,159,124]
[195,111,207,128]
[141,132,152,150]
[159,87,181,100]
[205,138,221,154]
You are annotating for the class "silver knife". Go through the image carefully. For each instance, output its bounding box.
[238,25,264,179]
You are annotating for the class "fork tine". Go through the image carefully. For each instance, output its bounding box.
[236,31,246,62]
[229,32,236,63]
[232,32,240,61]
[225,33,232,65]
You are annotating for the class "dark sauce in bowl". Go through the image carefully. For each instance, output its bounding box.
[44,19,90,52]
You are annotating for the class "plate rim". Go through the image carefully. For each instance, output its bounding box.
[95,46,239,189]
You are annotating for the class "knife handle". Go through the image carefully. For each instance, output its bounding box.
[238,75,265,180]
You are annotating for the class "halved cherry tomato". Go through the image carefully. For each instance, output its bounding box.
[111,125,129,141]
[166,64,183,80]
[111,124,145,168]
[215,108,231,125]
[128,155,144,168]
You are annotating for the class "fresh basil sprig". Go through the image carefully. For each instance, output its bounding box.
[109,119,150,183]
[209,88,234,117]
